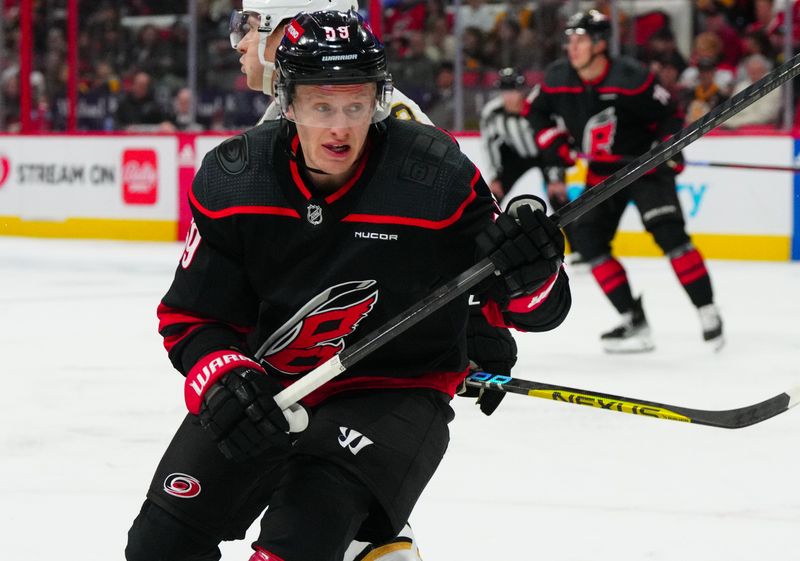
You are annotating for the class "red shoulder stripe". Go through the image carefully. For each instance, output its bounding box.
[189,188,300,219]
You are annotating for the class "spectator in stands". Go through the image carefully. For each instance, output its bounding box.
[115,70,172,130]
[391,30,438,102]
[462,26,488,71]
[747,0,775,34]
[424,15,456,62]
[683,57,729,124]
[425,62,456,129]
[650,55,684,105]
[641,28,687,73]
[170,87,203,131]
[384,0,427,40]
[1,73,21,132]
[742,30,775,62]
[723,54,781,128]
[699,3,743,67]
[456,0,498,33]
[679,31,735,95]
[131,24,174,79]
[484,17,527,70]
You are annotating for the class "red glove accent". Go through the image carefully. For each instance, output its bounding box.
[505,269,561,314]
[250,547,287,561]
[184,350,264,414]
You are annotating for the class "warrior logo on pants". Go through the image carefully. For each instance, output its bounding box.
[261,280,379,374]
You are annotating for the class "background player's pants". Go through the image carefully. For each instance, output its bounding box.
[126,388,453,561]
[570,173,713,313]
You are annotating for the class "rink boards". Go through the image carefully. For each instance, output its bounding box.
[0,131,797,260]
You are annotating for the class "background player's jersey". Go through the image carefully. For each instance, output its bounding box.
[258,87,432,125]
[158,119,569,407]
[479,95,539,181]
[525,56,682,185]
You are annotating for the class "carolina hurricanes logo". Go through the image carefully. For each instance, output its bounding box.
[0,156,10,189]
[163,473,201,498]
[261,280,379,375]
[583,107,617,156]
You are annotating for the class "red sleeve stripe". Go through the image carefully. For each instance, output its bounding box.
[342,165,481,230]
[541,85,583,94]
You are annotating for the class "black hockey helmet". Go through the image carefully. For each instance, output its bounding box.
[565,10,611,43]
[497,67,526,90]
[275,10,393,123]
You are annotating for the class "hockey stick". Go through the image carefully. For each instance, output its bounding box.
[464,371,800,429]
[686,160,800,173]
[576,153,800,174]
[269,52,800,422]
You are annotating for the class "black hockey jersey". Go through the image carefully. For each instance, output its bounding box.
[158,118,570,407]
[525,56,683,185]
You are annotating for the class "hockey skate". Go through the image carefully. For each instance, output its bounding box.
[601,297,655,353]
[698,303,724,351]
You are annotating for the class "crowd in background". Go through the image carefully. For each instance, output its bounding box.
[0,0,796,132]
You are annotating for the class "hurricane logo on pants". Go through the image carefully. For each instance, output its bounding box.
[163,473,201,499]
[261,280,379,374]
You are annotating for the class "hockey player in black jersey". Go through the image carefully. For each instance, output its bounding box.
[126,11,570,561]
[525,10,724,352]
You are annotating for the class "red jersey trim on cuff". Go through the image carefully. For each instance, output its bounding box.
[184,350,264,414]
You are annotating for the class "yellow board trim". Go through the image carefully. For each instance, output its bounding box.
[528,389,692,423]
[0,216,176,242]
[611,232,790,261]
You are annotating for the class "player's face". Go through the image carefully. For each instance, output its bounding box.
[237,17,286,91]
[292,84,376,183]
[237,15,265,90]
[566,32,598,70]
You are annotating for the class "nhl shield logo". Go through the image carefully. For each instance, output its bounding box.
[307,203,323,225]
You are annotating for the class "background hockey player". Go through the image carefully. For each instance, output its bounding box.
[232,0,520,424]
[479,66,584,267]
[126,10,571,561]
[525,10,724,353]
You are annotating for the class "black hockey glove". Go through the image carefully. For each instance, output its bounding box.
[458,305,518,416]
[198,367,294,461]
[476,195,565,307]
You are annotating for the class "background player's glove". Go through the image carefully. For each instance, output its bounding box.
[665,151,685,174]
[536,128,575,168]
[199,367,296,461]
[476,195,565,306]
[457,305,518,415]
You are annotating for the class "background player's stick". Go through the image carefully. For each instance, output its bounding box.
[575,153,800,174]
[268,52,800,426]
[464,371,800,429]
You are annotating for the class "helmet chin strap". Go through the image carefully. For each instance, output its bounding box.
[256,27,276,96]
[262,61,275,95]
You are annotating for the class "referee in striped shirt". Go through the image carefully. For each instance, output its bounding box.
[479,67,540,203]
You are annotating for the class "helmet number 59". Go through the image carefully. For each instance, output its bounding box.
[324,26,350,40]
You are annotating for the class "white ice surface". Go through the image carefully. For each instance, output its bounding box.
[1,237,798,561]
